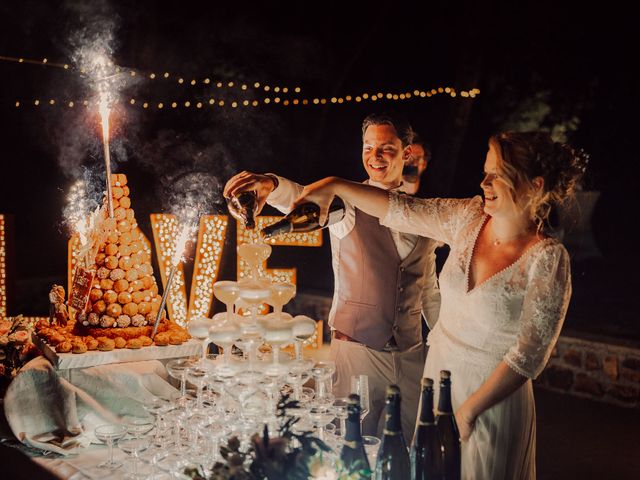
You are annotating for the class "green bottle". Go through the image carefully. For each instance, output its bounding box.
[436,370,461,480]
[410,377,444,479]
[375,384,410,479]
[340,393,371,478]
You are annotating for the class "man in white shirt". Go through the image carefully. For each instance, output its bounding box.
[224,113,440,441]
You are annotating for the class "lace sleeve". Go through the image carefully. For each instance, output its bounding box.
[504,243,572,379]
[381,193,481,245]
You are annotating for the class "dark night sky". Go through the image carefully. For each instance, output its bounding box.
[1,1,638,340]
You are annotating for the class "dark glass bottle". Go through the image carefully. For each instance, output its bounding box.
[227,191,258,229]
[260,196,345,239]
[340,394,371,478]
[410,377,444,480]
[375,385,410,480]
[436,370,461,480]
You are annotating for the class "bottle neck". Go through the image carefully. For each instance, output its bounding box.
[344,410,363,443]
[418,386,435,425]
[383,395,403,435]
[437,381,453,414]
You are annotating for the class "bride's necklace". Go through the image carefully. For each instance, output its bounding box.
[490,225,533,246]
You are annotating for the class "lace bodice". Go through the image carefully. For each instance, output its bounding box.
[382,194,572,378]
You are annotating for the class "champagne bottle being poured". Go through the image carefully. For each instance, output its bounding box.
[261,196,346,239]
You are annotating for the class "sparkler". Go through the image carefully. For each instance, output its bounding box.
[99,98,114,218]
[151,222,193,338]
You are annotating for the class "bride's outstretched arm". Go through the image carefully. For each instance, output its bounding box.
[292,176,390,225]
[455,362,528,441]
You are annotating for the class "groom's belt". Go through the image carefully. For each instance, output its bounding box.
[332,330,399,352]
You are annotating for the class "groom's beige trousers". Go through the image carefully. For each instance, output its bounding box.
[330,337,427,443]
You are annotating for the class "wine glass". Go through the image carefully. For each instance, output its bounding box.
[187,316,217,359]
[291,315,317,362]
[237,242,272,283]
[213,280,240,321]
[267,282,296,320]
[166,358,198,407]
[95,424,127,470]
[311,360,336,401]
[185,364,209,412]
[350,375,370,430]
[207,313,240,375]
[119,436,151,479]
[260,313,294,376]
[331,397,349,438]
[286,357,314,401]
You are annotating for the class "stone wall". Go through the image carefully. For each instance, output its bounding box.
[535,334,640,407]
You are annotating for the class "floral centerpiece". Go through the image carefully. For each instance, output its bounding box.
[184,395,360,480]
[0,315,39,380]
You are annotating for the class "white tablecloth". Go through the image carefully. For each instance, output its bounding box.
[3,356,178,456]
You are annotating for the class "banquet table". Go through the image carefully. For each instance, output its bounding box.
[1,354,185,479]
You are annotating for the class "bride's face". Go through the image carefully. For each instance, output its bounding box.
[480,145,522,219]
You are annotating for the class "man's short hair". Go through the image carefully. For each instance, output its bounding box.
[410,132,432,165]
[362,112,414,148]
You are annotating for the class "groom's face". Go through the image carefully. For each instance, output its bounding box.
[362,124,407,187]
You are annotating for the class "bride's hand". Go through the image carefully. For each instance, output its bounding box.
[455,403,477,442]
[292,177,342,225]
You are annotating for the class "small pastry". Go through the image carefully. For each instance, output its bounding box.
[84,336,99,350]
[119,256,133,270]
[141,275,154,289]
[139,335,153,347]
[119,196,131,209]
[72,340,88,354]
[123,302,138,316]
[96,337,115,351]
[137,302,151,315]
[107,232,119,243]
[114,337,127,349]
[126,209,135,221]
[88,312,100,326]
[106,303,122,318]
[105,243,118,256]
[113,279,129,293]
[112,186,124,199]
[97,267,110,279]
[117,220,131,233]
[95,253,106,266]
[123,185,130,196]
[126,338,143,349]
[109,268,125,281]
[89,288,103,302]
[99,315,116,328]
[103,290,118,304]
[92,300,107,315]
[118,291,133,304]
[56,340,73,353]
[154,332,170,346]
[125,267,138,282]
[116,314,131,328]
[131,314,146,327]
[100,278,114,290]
[114,207,126,220]
[105,256,119,270]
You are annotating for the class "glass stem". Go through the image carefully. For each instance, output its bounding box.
[107,437,114,464]
[180,372,186,397]
[294,340,302,361]
[340,418,347,438]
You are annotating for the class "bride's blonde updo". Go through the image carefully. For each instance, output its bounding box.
[489,131,588,232]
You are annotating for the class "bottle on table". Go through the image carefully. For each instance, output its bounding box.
[436,370,461,480]
[340,393,371,479]
[227,191,258,229]
[410,377,444,480]
[260,196,345,239]
[375,384,410,480]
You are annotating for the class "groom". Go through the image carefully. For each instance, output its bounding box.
[224,112,440,441]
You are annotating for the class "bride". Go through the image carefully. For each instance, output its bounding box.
[293,131,586,479]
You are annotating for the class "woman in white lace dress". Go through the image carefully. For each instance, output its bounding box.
[294,131,587,479]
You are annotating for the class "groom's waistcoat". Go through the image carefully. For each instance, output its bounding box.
[332,207,430,351]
